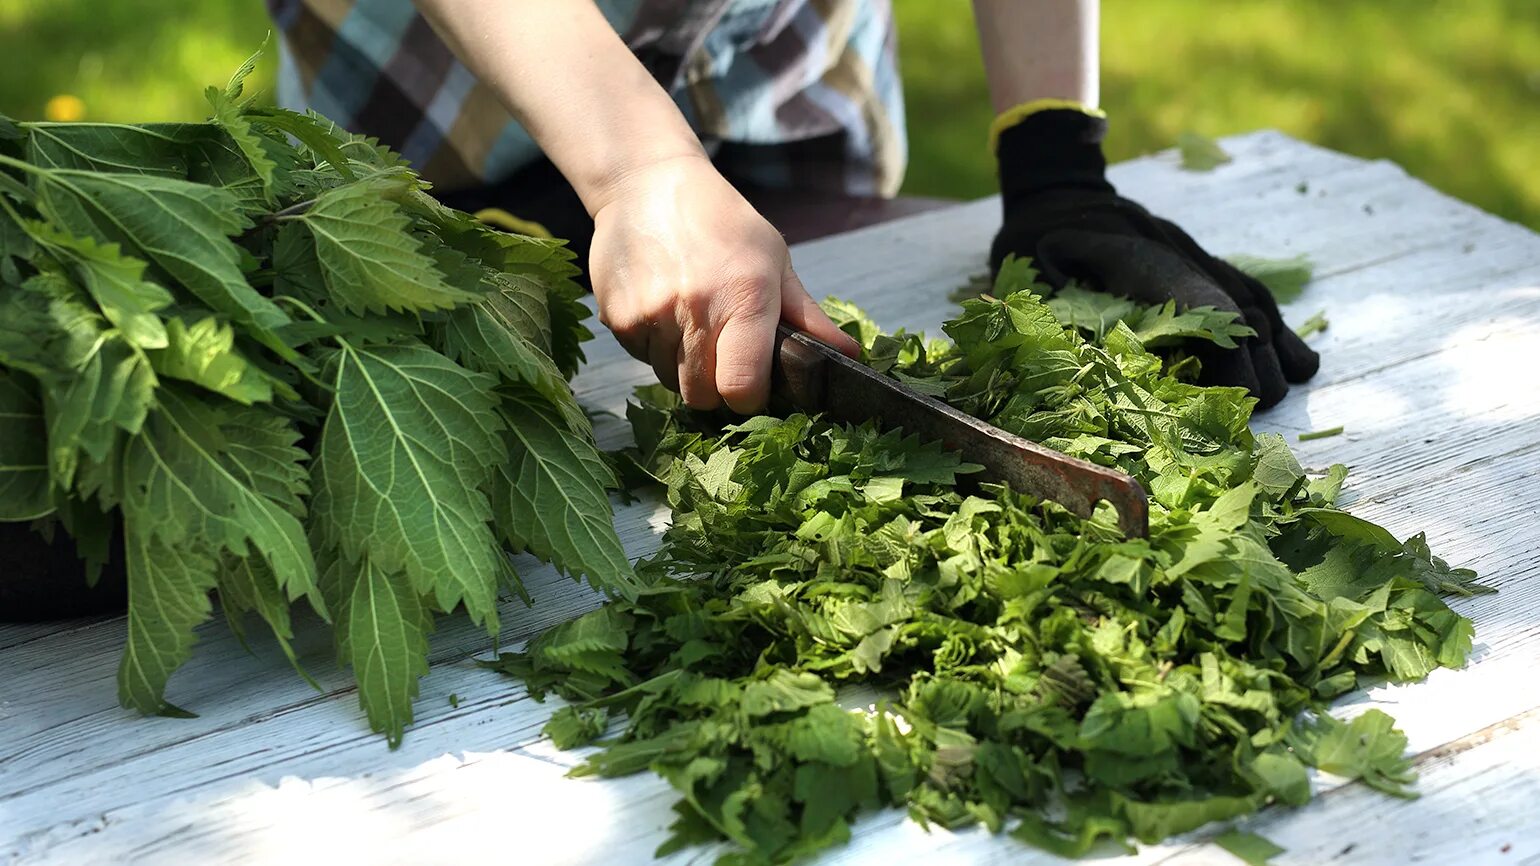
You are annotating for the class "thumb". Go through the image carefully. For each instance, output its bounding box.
[779,259,861,358]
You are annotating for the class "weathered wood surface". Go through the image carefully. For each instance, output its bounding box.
[4,131,1539,865]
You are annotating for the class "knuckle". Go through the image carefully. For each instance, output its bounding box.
[677,280,716,319]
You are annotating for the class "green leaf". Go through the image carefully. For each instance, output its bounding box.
[492,389,636,595]
[206,91,278,203]
[1294,507,1401,552]
[1295,310,1329,339]
[1045,287,1135,340]
[148,315,281,404]
[343,558,432,748]
[0,369,51,519]
[741,671,834,718]
[1287,709,1418,798]
[1214,829,1285,865]
[1251,432,1305,497]
[24,122,200,176]
[546,705,609,749]
[0,274,158,486]
[1226,253,1314,304]
[1178,131,1232,171]
[1128,300,1254,349]
[120,386,319,606]
[30,166,288,333]
[27,220,173,349]
[293,176,478,315]
[434,292,589,436]
[311,343,505,624]
[117,533,218,717]
[216,552,314,684]
[245,107,357,182]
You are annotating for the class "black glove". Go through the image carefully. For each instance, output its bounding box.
[990,108,1318,409]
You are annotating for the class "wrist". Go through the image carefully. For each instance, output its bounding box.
[988,98,1105,155]
[995,107,1114,204]
[584,148,714,218]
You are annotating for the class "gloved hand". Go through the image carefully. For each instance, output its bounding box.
[989,104,1318,409]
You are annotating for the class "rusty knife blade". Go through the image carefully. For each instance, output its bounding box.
[771,325,1149,538]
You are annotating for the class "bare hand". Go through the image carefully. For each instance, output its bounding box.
[589,155,859,413]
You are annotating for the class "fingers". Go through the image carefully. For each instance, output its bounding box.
[1193,341,1261,396]
[713,275,780,414]
[648,329,681,394]
[677,318,720,410]
[1247,339,1290,410]
[1272,326,1321,383]
[779,261,861,358]
[1036,230,1238,311]
[1211,258,1321,385]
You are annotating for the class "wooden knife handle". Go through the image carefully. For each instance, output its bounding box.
[770,324,829,411]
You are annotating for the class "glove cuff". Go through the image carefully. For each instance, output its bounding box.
[995,105,1114,203]
[988,98,1106,154]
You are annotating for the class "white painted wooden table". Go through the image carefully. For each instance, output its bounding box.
[4,132,1539,866]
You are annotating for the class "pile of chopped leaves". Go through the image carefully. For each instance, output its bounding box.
[0,49,634,744]
[492,259,1487,862]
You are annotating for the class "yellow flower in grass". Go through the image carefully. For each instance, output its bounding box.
[44,95,86,122]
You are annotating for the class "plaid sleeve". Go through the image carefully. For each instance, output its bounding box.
[267,0,906,197]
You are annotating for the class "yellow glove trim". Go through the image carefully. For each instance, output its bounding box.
[474,207,554,239]
[988,98,1108,155]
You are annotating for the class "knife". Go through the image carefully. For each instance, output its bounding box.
[770,325,1150,538]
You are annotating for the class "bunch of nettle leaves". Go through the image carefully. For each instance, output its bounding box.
[0,52,635,744]
[496,259,1487,863]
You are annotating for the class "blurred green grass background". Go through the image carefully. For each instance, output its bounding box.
[1,0,1535,227]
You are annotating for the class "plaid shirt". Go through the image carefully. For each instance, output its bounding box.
[265,0,906,196]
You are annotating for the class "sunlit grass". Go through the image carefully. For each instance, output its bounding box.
[0,0,1533,228]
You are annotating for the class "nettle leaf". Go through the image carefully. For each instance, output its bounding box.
[311,343,506,625]
[29,166,289,333]
[292,177,479,315]
[149,315,283,405]
[1251,432,1305,497]
[1128,300,1254,349]
[24,121,200,176]
[0,198,35,283]
[117,532,218,717]
[216,552,310,681]
[498,236,590,376]
[1045,286,1135,340]
[27,220,173,349]
[202,40,279,200]
[206,92,278,203]
[1288,709,1417,798]
[434,293,589,436]
[1177,131,1231,171]
[120,386,319,606]
[335,557,432,748]
[492,389,635,595]
[0,274,158,485]
[0,369,51,519]
[546,705,609,749]
[1227,253,1314,304]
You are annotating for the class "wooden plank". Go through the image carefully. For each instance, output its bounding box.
[4,132,1540,864]
[1154,709,1540,866]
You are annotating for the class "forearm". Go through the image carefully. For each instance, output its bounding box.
[412,0,704,215]
[971,0,1099,112]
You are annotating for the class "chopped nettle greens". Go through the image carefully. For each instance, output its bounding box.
[1295,311,1330,339]
[1300,426,1346,442]
[1225,253,1315,305]
[0,48,634,745]
[490,259,1485,863]
[1177,131,1232,171]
